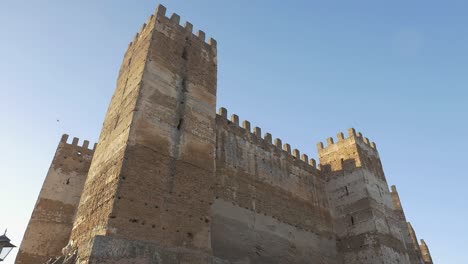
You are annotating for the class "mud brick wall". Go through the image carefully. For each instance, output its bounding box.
[212,111,337,264]
[16,135,94,264]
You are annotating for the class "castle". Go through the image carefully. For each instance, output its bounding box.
[15,4,433,264]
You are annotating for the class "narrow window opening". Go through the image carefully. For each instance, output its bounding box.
[345,186,349,196]
[350,216,355,225]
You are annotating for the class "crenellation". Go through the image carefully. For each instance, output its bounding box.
[170,13,180,24]
[283,143,291,154]
[184,21,193,32]
[155,3,167,17]
[197,30,206,41]
[140,23,147,32]
[214,108,317,160]
[61,133,69,143]
[133,32,139,43]
[208,38,217,48]
[274,138,282,148]
[337,132,345,141]
[230,114,239,125]
[348,127,357,137]
[253,126,262,138]
[59,134,96,152]
[242,120,251,131]
[317,142,324,150]
[309,158,317,168]
[218,107,227,118]
[153,4,216,49]
[82,140,90,149]
[363,137,370,145]
[317,127,379,156]
[18,4,432,264]
[293,149,300,159]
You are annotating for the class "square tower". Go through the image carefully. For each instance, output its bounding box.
[68,5,219,263]
[318,129,411,264]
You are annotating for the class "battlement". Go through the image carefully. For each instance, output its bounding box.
[60,134,97,152]
[217,107,319,170]
[317,128,377,152]
[127,4,216,51]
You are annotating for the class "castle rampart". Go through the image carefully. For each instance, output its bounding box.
[213,108,336,263]
[16,4,433,264]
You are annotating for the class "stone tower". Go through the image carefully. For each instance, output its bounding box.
[68,5,218,263]
[318,129,410,264]
[15,135,94,264]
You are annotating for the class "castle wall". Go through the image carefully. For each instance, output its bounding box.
[16,4,435,264]
[15,135,94,264]
[212,112,337,263]
[319,130,410,264]
[391,186,425,264]
[69,7,156,254]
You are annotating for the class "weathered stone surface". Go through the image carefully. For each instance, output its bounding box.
[16,135,94,264]
[85,236,229,264]
[16,4,434,264]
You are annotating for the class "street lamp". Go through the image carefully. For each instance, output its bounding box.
[0,230,16,262]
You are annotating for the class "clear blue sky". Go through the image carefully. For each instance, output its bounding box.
[1,1,466,263]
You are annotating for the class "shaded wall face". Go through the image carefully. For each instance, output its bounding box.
[212,116,338,264]
[104,11,217,252]
[319,135,410,264]
[15,136,93,264]
[69,14,152,253]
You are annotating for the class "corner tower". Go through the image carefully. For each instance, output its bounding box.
[16,135,94,264]
[69,5,218,262]
[318,129,410,264]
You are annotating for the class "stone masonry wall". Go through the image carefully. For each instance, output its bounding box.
[16,4,435,264]
[212,109,337,263]
[16,135,94,264]
[68,7,156,257]
[70,6,219,263]
[318,129,410,264]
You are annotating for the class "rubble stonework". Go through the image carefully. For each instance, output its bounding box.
[15,4,433,264]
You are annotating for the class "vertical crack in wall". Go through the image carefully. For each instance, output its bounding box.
[167,39,191,194]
